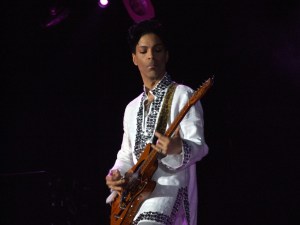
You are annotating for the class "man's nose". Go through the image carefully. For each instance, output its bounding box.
[147,49,155,59]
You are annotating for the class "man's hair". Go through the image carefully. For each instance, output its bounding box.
[127,18,168,53]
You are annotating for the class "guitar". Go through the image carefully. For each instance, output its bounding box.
[110,76,214,225]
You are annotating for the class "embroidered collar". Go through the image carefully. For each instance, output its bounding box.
[134,73,173,159]
[142,73,173,99]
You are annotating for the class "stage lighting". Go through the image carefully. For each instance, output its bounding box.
[98,0,109,8]
[123,0,155,22]
[41,6,70,28]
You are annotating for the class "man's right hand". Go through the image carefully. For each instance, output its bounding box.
[105,169,125,193]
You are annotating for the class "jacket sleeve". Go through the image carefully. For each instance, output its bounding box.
[108,103,135,177]
[160,85,209,170]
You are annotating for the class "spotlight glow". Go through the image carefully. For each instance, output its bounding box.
[123,0,155,22]
[98,0,109,8]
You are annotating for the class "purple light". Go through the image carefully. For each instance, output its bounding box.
[41,7,70,28]
[98,0,109,8]
[123,0,155,23]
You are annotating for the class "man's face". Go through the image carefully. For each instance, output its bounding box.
[132,33,169,82]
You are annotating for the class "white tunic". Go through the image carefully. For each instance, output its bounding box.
[108,74,208,225]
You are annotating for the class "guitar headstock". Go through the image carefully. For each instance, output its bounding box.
[189,75,214,105]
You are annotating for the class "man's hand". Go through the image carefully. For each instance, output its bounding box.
[151,127,182,155]
[105,169,125,194]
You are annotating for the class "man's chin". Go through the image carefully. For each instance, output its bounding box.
[148,70,164,79]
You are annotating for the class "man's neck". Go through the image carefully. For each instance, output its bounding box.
[143,72,166,93]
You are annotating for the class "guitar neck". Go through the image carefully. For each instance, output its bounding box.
[165,76,213,138]
[164,102,192,138]
[140,102,191,174]
[142,95,201,173]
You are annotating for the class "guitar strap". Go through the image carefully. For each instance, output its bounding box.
[154,82,178,140]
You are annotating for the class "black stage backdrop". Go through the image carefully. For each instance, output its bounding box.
[2,1,299,225]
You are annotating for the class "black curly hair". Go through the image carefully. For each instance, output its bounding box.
[127,18,168,53]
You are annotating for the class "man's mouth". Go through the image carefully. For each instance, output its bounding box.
[148,64,156,69]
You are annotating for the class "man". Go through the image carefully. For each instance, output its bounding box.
[105,19,208,225]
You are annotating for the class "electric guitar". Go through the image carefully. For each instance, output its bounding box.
[110,76,214,225]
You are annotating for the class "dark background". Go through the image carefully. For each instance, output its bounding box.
[1,0,299,225]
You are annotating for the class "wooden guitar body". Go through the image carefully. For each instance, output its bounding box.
[110,143,158,225]
[110,178,156,225]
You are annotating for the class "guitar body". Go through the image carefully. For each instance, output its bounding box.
[110,144,158,225]
[110,180,156,225]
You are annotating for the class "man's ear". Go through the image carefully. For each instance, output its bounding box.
[132,53,137,66]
